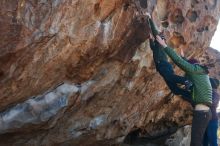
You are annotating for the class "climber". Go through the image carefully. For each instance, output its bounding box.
[203,78,219,146]
[156,35,212,146]
[147,14,192,103]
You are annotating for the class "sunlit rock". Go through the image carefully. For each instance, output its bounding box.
[0,0,219,145]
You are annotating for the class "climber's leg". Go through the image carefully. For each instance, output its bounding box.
[165,80,193,102]
[156,60,192,86]
[203,120,218,146]
[155,61,193,101]
[191,110,211,146]
[167,74,188,84]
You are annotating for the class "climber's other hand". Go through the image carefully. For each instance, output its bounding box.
[144,12,151,19]
[180,48,185,57]
[149,34,154,40]
[156,35,167,48]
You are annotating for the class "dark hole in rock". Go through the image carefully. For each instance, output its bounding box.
[205,5,209,10]
[94,3,101,16]
[207,63,215,68]
[170,8,184,24]
[192,0,199,5]
[205,55,210,60]
[197,27,204,32]
[123,3,129,11]
[124,125,179,145]
[139,0,147,8]
[200,59,206,63]
[124,129,141,144]
[161,21,169,28]
[205,26,209,31]
[186,10,198,22]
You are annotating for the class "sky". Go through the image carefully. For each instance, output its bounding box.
[210,19,220,110]
[210,20,220,51]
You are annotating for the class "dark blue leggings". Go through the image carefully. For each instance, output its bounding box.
[155,61,192,102]
[203,120,218,146]
[191,110,212,146]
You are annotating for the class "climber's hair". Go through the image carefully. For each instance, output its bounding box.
[188,58,209,74]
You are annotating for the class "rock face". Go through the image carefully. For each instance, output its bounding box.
[0,0,219,145]
[165,125,191,146]
[205,47,220,78]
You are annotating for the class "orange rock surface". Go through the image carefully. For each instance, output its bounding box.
[0,0,219,145]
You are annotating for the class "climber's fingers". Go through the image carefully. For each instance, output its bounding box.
[180,48,185,57]
[156,35,163,42]
[143,12,151,19]
[149,33,154,40]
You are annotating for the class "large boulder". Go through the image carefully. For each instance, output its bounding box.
[0,0,219,145]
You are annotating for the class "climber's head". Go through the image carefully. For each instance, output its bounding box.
[187,58,199,65]
[188,58,209,74]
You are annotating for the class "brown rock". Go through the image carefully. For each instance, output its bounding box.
[0,0,219,145]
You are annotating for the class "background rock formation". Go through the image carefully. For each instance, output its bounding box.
[0,0,219,145]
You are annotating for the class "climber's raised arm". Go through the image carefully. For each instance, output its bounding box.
[147,14,160,37]
[156,35,206,74]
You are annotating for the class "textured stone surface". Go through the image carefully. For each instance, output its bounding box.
[0,0,219,145]
[165,125,191,146]
[205,47,220,78]
[0,0,149,110]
